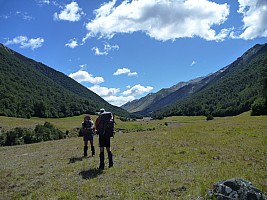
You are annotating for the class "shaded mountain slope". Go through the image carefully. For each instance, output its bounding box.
[0,44,129,118]
[122,43,267,117]
[152,43,267,118]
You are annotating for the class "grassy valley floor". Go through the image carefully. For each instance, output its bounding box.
[0,113,267,199]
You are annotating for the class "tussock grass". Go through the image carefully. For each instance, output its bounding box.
[0,113,266,199]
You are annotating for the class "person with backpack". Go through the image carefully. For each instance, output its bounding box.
[95,108,115,169]
[82,115,95,157]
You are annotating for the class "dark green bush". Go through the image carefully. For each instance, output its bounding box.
[251,97,267,116]
[206,114,214,121]
[0,122,65,146]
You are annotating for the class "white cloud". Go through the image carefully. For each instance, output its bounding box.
[237,0,267,39]
[4,36,44,50]
[113,67,138,76]
[122,84,153,96]
[88,84,153,106]
[1,11,34,20]
[113,68,130,75]
[88,85,120,97]
[91,43,119,56]
[65,38,78,48]
[69,70,104,84]
[104,95,135,107]
[91,47,108,56]
[53,2,84,22]
[88,85,134,106]
[15,11,34,21]
[128,72,138,76]
[85,0,230,41]
[190,60,196,66]
[37,0,50,6]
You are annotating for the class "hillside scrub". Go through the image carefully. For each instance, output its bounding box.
[0,113,266,199]
[0,122,65,146]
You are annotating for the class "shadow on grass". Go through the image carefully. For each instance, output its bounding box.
[68,156,86,164]
[79,168,103,179]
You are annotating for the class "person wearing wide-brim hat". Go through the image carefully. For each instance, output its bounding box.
[95,108,114,169]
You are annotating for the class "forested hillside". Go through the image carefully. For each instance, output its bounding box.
[0,44,129,118]
[152,43,267,118]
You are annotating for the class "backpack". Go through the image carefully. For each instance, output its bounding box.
[99,112,115,137]
[208,178,267,200]
[83,120,93,129]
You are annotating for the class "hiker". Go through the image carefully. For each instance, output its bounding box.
[95,108,115,169]
[82,115,95,157]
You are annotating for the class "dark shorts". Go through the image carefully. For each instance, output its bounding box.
[83,129,93,141]
[99,135,110,147]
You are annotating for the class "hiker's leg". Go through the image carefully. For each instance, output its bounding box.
[107,149,113,168]
[83,141,88,157]
[106,140,113,168]
[99,147,105,169]
[90,140,95,156]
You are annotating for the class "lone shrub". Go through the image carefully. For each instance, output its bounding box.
[206,114,214,121]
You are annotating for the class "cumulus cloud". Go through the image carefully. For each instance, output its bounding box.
[88,85,135,106]
[85,0,230,41]
[54,2,84,22]
[91,43,119,56]
[88,84,153,106]
[88,85,120,97]
[122,84,153,96]
[65,38,78,48]
[104,95,135,107]
[4,36,44,50]
[69,70,104,84]
[237,0,267,39]
[113,67,138,76]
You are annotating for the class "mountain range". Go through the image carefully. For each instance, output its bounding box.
[0,43,129,118]
[122,43,267,118]
[1,43,266,119]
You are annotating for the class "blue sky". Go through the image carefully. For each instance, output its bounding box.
[1,0,267,106]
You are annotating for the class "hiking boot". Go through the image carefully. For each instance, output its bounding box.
[91,146,95,157]
[83,146,88,157]
[99,152,104,170]
[108,151,113,168]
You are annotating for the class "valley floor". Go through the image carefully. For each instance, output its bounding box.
[0,113,267,199]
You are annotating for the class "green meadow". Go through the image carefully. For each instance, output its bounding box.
[0,112,266,199]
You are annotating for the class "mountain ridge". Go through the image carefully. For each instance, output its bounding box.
[122,43,267,117]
